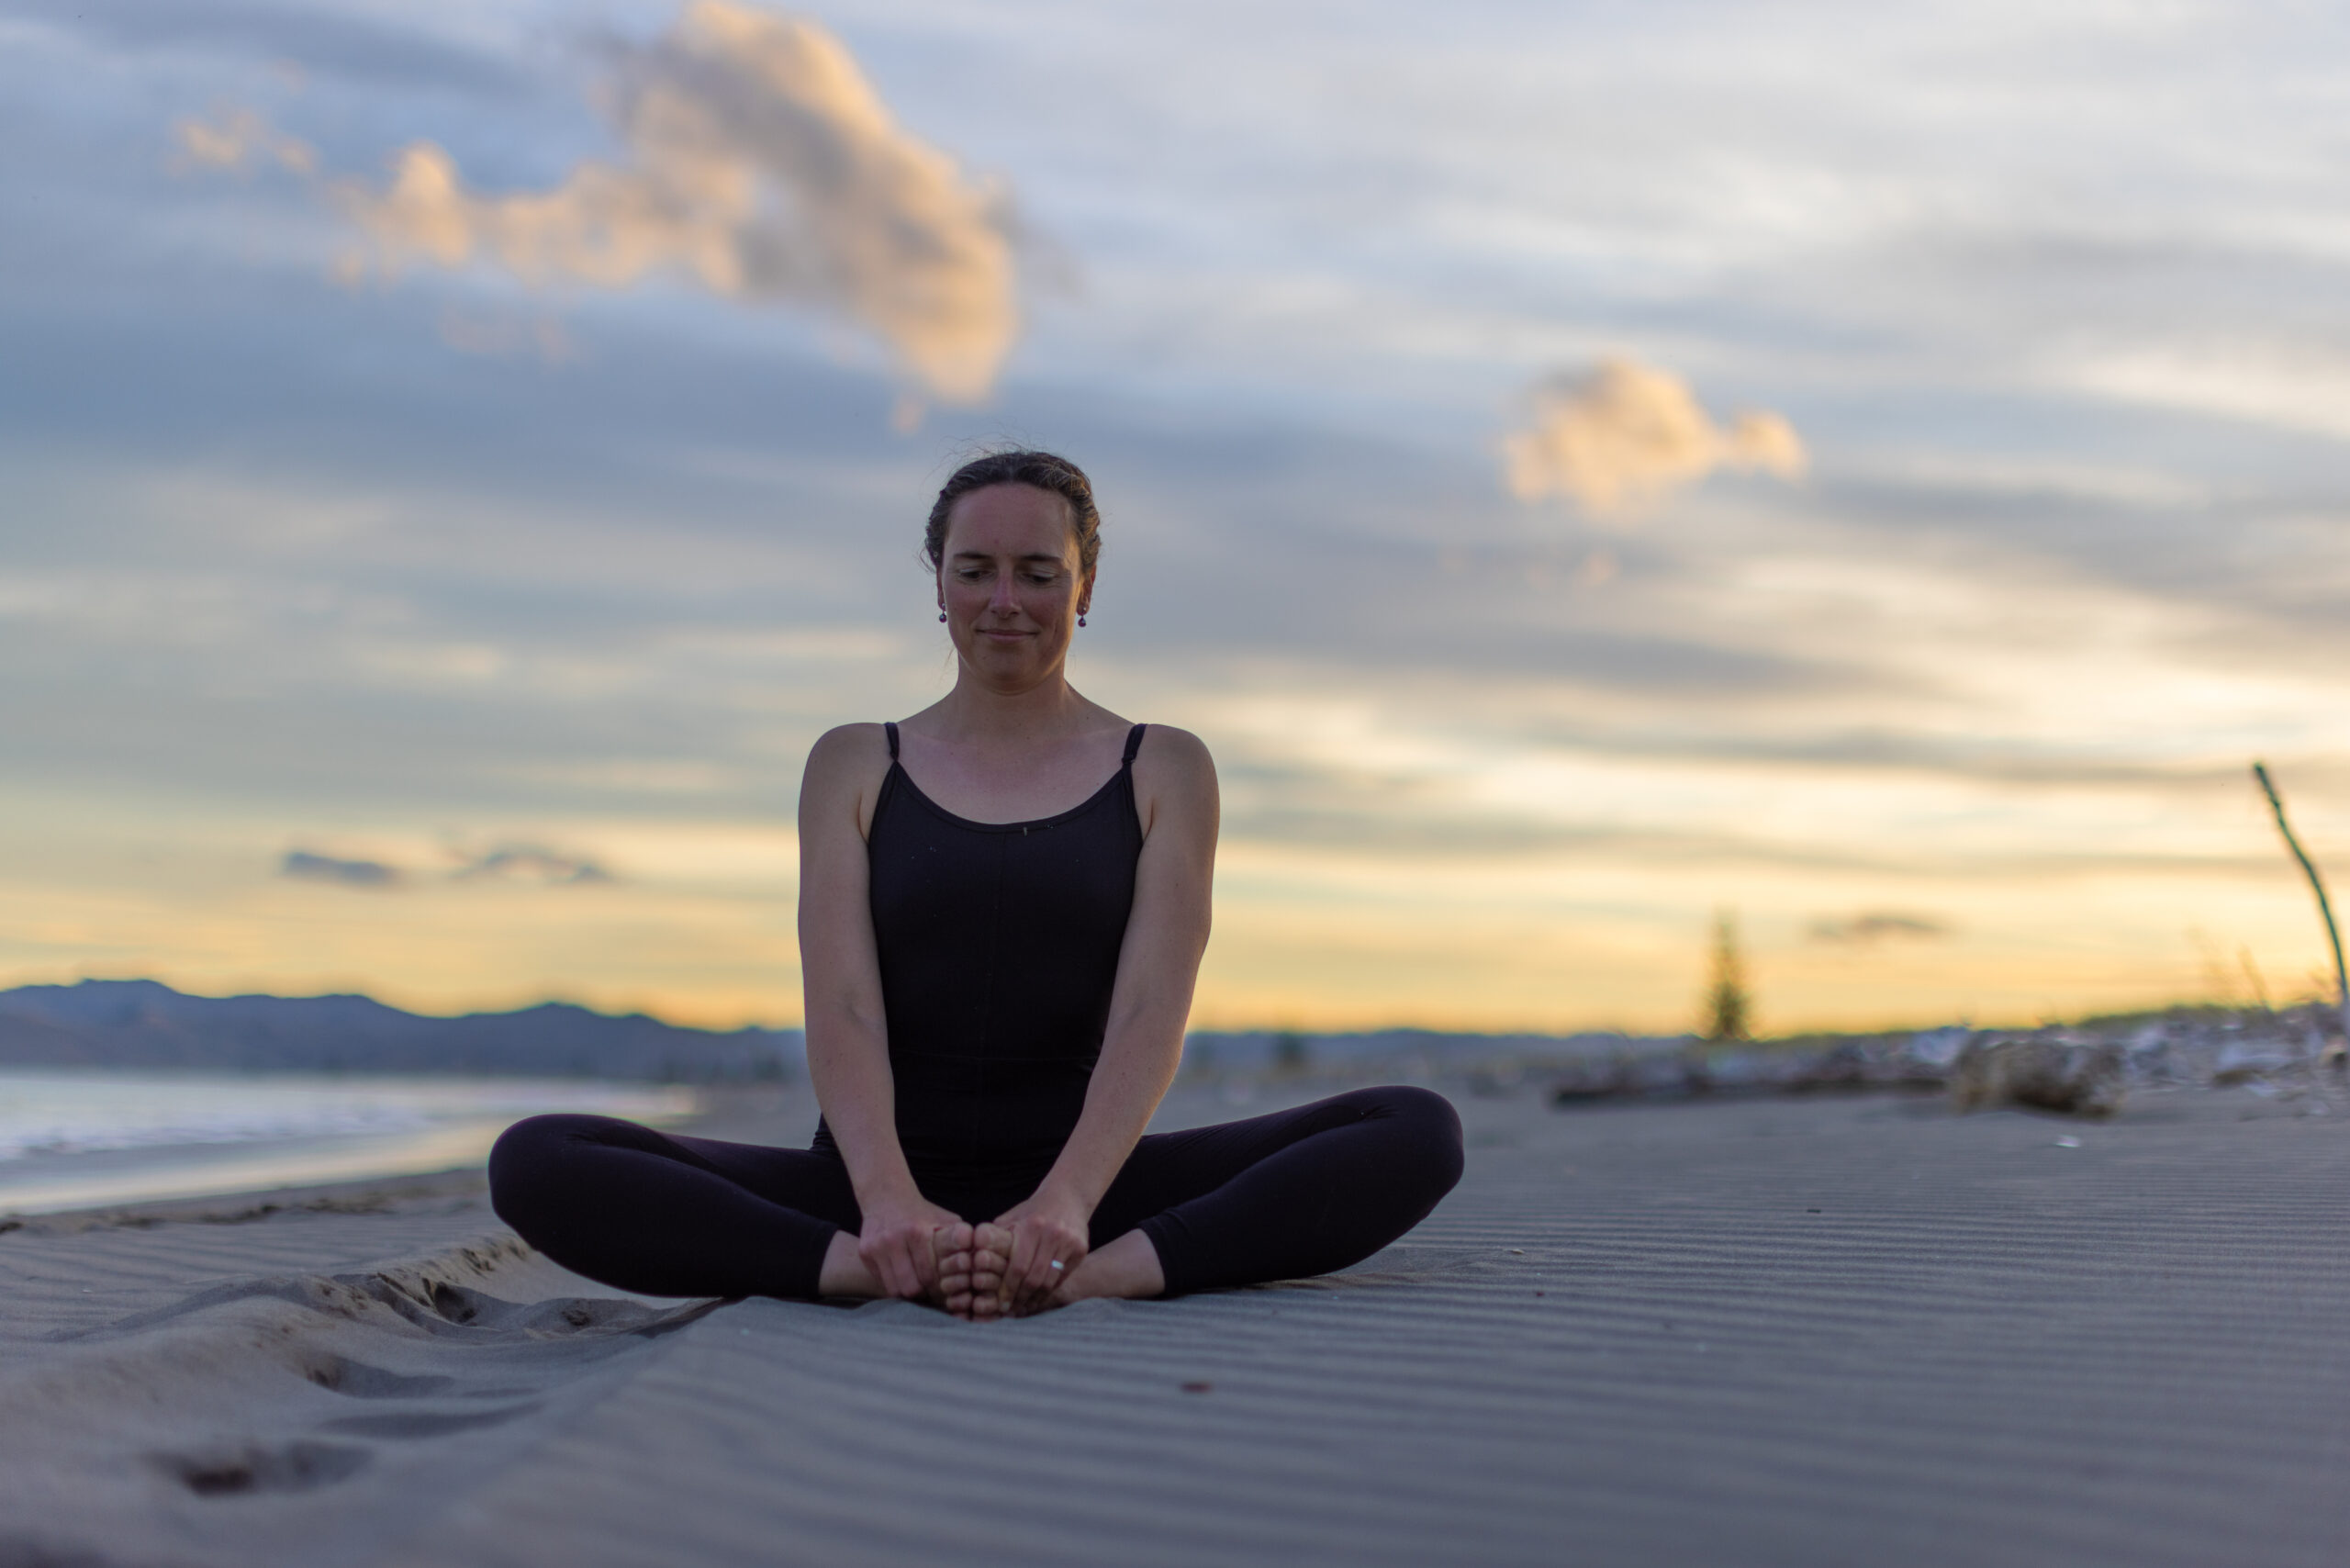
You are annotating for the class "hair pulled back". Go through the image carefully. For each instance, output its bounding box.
[923,450,1102,575]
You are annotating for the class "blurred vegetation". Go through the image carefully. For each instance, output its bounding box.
[1700,909,1751,1041]
[1271,1030,1309,1074]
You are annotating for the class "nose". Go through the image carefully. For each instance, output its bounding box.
[987,572,1020,616]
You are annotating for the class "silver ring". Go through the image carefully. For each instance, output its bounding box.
[1047,1260,1066,1271]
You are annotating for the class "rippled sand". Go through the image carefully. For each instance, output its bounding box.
[2,1083,2344,1566]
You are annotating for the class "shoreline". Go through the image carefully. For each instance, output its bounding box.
[0,1072,701,1219]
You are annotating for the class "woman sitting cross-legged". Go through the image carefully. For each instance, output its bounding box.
[488,450,1464,1317]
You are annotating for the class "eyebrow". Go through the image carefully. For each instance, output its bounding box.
[950,551,1067,565]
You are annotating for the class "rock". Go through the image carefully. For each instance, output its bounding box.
[1949,1036,2126,1119]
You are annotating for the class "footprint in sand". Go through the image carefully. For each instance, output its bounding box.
[303,1355,456,1399]
[151,1439,369,1497]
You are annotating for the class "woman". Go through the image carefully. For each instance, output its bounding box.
[490,451,1463,1318]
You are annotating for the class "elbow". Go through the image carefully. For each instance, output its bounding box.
[804,997,887,1057]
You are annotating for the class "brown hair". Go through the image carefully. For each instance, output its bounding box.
[923,450,1102,575]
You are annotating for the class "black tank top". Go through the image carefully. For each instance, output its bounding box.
[813,722,1147,1183]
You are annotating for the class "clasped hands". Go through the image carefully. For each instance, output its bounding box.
[856,1189,1091,1320]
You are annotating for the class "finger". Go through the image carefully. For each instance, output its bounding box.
[1024,1225,1073,1305]
[1020,1238,1063,1311]
[1048,1237,1089,1307]
[1018,1228,1069,1312]
[1002,1225,1042,1307]
[857,1238,900,1296]
[886,1236,926,1300]
[912,1228,945,1297]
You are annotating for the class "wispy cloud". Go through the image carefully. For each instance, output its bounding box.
[2061,342,2350,443]
[171,106,317,177]
[1503,358,1806,518]
[279,845,614,888]
[449,845,615,885]
[1805,912,1952,946]
[279,849,400,888]
[325,2,1018,401]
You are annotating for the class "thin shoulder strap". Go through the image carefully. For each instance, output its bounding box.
[1121,723,1147,767]
[883,722,901,761]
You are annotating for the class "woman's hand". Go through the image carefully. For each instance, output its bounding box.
[983,1187,1094,1316]
[856,1193,970,1305]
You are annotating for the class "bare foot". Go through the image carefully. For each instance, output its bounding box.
[816,1226,979,1312]
[932,1223,976,1317]
[1019,1230,1165,1315]
[968,1223,1013,1321]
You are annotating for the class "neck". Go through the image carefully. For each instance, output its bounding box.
[934,666,1089,743]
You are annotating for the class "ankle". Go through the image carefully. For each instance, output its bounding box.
[1065,1231,1165,1302]
[815,1230,881,1297]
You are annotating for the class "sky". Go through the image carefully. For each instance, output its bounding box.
[5,0,2350,1035]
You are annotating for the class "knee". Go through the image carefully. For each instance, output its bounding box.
[489,1112,602,1170]
[1357,1085,1465,1195]
[487,1114,621,1220]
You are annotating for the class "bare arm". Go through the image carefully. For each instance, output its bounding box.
[996,726,1219,1305]
[797,724,961,1299]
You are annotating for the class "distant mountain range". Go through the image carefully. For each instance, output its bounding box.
[0,979,1674,1085]
[0,980,804,1082]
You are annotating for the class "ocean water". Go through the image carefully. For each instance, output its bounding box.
[0,1071,695,1215]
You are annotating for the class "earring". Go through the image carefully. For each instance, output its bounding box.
[937,609,946,622]
[1078,612,1088,627]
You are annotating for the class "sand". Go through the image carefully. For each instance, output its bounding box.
[3,1081,2346,1567]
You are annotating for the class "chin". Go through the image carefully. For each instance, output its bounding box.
[968,643,1039,671]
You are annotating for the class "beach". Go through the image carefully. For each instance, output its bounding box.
[4,1081,2345,1567]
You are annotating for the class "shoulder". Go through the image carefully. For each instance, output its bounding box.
[1133,723,1214,779]
[799,723,894,822]
[805,722,893,775]
[1130,724,1217,836]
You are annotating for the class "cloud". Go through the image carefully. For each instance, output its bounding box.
[172,106,317,176]
[1503,358,1807,518]
[450,845,615,885]
[328,2,1018,401]
[1806,912,1952,946]
[279,849,401,887]
[277,843,613,888]
[2062,342,2350,443]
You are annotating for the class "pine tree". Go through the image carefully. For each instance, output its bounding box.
[1702,909,1752,1041]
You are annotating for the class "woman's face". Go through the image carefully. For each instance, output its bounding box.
[936,483,1091,690]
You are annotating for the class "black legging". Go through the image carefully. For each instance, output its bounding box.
[488,1085,1463,1301]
